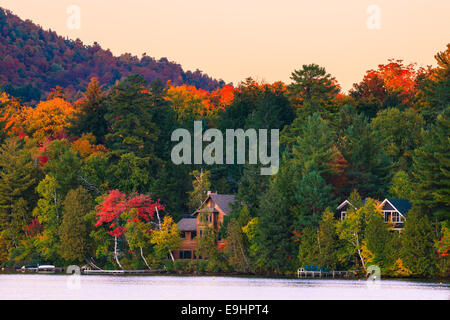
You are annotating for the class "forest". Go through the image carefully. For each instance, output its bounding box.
[0,9,448,278]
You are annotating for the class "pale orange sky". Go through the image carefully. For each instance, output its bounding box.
[1,0,449,90]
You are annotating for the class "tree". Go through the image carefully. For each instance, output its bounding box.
[288,64,339,106]
[401,208,438,276]
[337,198,380,271]
[293,169,334,229]
[288,113,339,179]
[415,44,450,124]
[22,97,74,143]
[150,215,181,263]
[187,169,211,211]
[104,75,160,161]
[339,113,391,198]
[95,190,165,269]
[223,218,251,272]
[371,108,424,171]
[388,170,414,199]
[412,107,450,221]
[255,165,297,273]
[59,187,93,263]
[69,78,108,142]
[0,138,36,256]
[33,175,63,263]
[363,205,394,272]
[317,209,339,270]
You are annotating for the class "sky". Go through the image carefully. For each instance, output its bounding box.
[1,0,449,91]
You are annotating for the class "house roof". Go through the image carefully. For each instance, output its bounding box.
[177,218,197,232]
[383,198,412,215]
[210,194,235,215]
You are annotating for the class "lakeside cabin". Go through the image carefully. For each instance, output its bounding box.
[174,192,235,260]
[336,198,412,231]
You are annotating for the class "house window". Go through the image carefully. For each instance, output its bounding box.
[384,212,390,223]
[180,250,192,259]
[181,232,185,239]
[341,211,346,220]
[191,231,197,240]
[199,230,203,237]
[392,212,400,223]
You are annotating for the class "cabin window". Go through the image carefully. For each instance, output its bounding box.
[341,211,346,220]
[392,212,400,223]
[191,231,197,240]
[180,250,192,259]
[180,232,185,239]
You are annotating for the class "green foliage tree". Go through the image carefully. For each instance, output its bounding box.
[187,169,211,211]
[59,187,93,263]
[223,218,251,272]
[104,74,160,161]
[340,113,391,198]
[0,138,36,256]
[401,208,438,276]
[412,107,450,221]
[388,170,414,199]
[371,108,424,171]
[69,78,108,142]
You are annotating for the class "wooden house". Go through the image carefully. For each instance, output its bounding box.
[174,192,235,260]
[336,198,412,231]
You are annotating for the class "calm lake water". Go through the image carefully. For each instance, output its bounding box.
[0,274,448,300]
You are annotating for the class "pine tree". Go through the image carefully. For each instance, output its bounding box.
[317,209,339,270]
[104,75,160,161]
[412,107,450,221]
[255,165,297,273]
[0,138,36,252]
[340,113,391,198]
[59,187,93,263]
[293,169,334,228]
[70,78,108,142]
[401,208,438,276]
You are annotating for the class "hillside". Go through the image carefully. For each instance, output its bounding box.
[0,8,225,103]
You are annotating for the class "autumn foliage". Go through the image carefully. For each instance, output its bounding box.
[95,190,165,238]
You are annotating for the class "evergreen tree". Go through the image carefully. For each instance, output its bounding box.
[371,108,424,171]
[104,75,160,163]
[317,209,339,269]
[401,208,438,276]
[0,138,36,253]
[340,113,391,198]
[412,107,450,221]
[293,169,334,229]
[187,169,211,211]
[255,165,297,273]
[69,78,108,142]
[288,64,339,106]
[59,187,93,263]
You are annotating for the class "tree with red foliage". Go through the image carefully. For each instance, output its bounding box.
[95,190,165,269]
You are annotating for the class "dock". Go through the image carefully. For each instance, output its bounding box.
[83,269,166,275]
[297,268,357,278]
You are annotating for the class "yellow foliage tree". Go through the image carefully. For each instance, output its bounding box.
[22,97,74,143]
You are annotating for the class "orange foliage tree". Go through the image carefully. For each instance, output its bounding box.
[22,97,75,143]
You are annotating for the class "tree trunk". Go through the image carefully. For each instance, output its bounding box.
[114,236,123,269]
[140,247,151,270]
[355,232,365,270]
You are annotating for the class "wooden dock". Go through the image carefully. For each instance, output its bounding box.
[83,269,166,275]
[297,268,357,278]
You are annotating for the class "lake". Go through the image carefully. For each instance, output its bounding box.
[0,274,448,300]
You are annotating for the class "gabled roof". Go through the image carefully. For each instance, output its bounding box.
[382,198,412,216]
[193,193,236,216]
[210,194,235,215]
[337,200,356,210]
[177,218,197,232]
